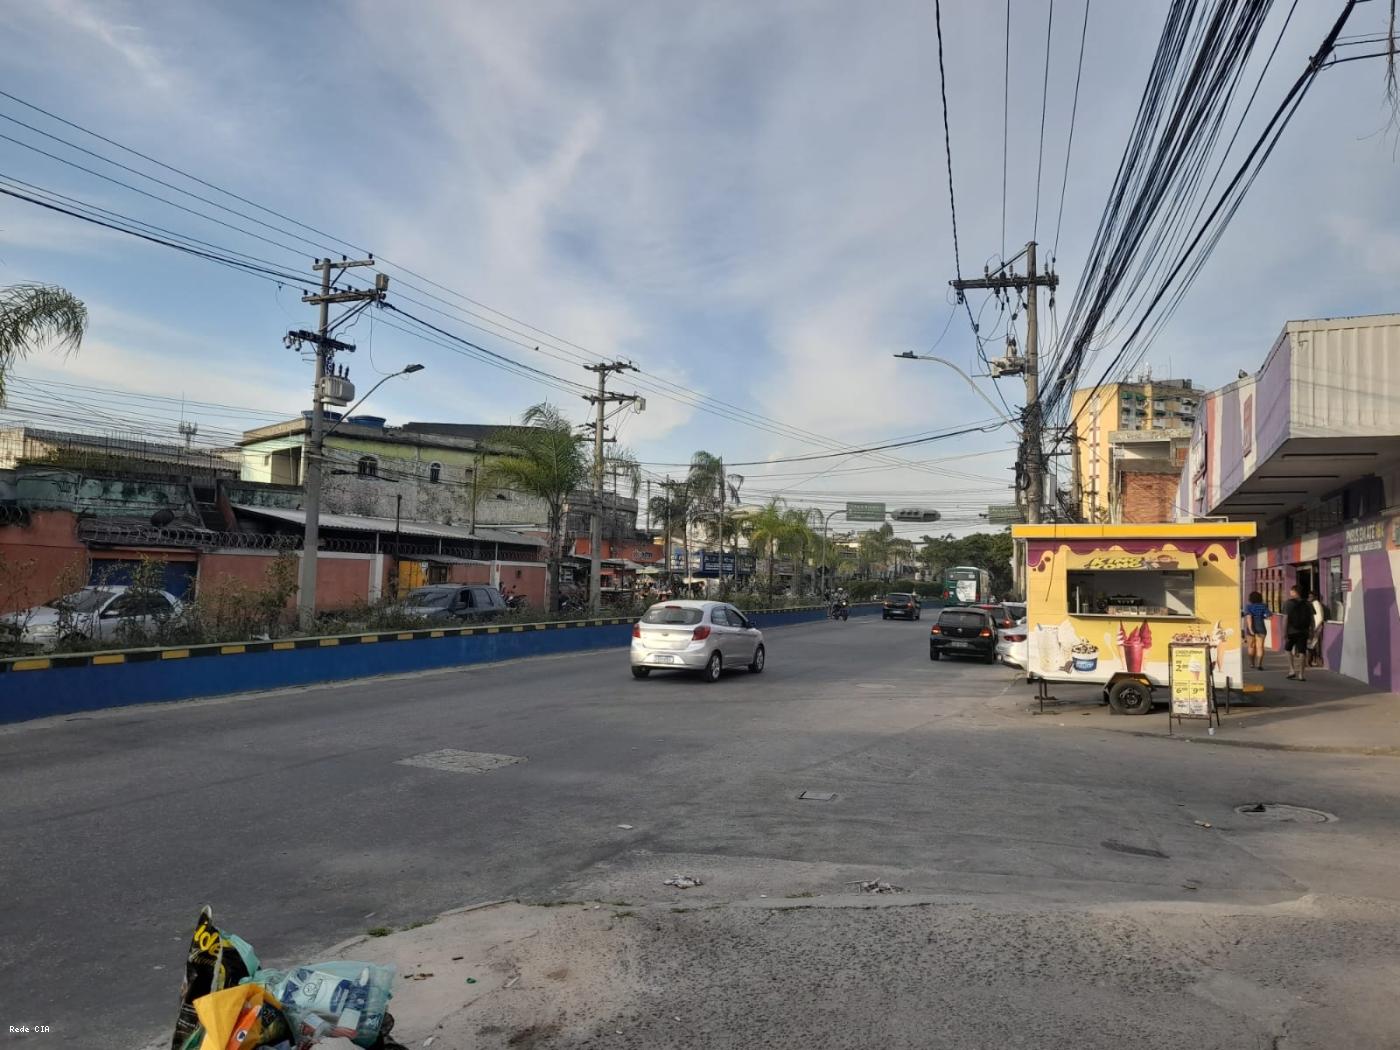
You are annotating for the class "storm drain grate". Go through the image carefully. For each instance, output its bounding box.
[397,749,526,775]
[798,790,837,801]
[1234,802,1336,824]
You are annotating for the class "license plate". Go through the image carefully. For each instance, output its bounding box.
[948,641,970,648]
[652,655,677,664]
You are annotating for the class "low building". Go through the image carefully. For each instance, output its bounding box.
[1178,312,1400,689]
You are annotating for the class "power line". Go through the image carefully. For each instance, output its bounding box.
[1052,0,1091,263]
[1001,0,1011,260]
[1033,0,1056,241]
[933,0,964,283]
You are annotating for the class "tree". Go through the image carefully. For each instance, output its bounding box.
[780,507,820,596]
[0,284,87,404]
[481,404,589,613]
[687,450,729,586]
[648,480,694,588]
[746,498,789,603]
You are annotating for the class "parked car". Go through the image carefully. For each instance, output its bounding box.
[881,592,922,620]
[974,602,1025,629]
[630,600,765,682]
[400,585,509,623]
[995,622,1029,668]
[929,606,997,662]
[4,585,183,650]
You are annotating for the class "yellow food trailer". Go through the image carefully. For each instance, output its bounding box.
[1011,522,1257,714]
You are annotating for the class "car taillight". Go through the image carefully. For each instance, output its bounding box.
[930,625,941,634]
[1007,633,1026,642]
[906,602,914,608]
[692,625,711,640]
[632,624,641,638]
[979,628,992,637]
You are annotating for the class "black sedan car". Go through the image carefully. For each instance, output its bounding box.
[400,584,509,623]
[929,606,997,662]
[882,592,922,620]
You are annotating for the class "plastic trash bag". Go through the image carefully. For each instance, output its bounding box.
[193,984,290,1049]
[172,907,260,1050]
[251,962,395,1048]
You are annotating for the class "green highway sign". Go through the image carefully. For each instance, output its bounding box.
[986,503,1024,524]
[846,501,887,522]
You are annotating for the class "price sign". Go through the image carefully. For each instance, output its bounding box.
[1169,642,1212,719]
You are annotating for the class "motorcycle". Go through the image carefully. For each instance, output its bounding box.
[828,598,849,621]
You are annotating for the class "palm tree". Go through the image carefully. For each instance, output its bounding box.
[780,507,820,596]
[481,403,589,613]
[687,450,728,588]
[0,283,87,404]
[746,498,789,603]
[648,480,694,590]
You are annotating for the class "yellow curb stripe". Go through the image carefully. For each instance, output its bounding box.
[319,638,340,647]
[430,630,445,638]
[487,626,500,634]
[11,658,51,671]
[397,633,414,641]
[512,625,525,633]
[273,641,296,650]
[93,654,127,665]
[360,635,379,644]
[220,644,246,655]
[161,649,190,660]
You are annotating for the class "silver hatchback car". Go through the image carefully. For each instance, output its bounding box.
[630,600,765,682]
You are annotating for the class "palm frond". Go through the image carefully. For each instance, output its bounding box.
[0,283,87,404]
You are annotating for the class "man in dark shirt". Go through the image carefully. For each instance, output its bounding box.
[1282,584,1315,680]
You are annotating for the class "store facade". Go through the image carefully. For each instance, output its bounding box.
[1178,313,1400,690]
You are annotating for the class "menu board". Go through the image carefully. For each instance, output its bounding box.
[1169,643,1212,718]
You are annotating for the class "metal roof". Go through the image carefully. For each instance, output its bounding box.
[230,504,545,547]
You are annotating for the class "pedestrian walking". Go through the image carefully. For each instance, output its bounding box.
[1308,589,1327,668]
[1282,584,1314,680]
[1243,590,1270,670]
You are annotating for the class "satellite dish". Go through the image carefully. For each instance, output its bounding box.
[150,508,176,527]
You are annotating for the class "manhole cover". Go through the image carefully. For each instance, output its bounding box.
[1234,803,1336,824]
[1101,839,1169,859]
[798,790,836,801]
[397,749,526,775]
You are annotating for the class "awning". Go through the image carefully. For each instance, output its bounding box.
[1067,549,1199,571]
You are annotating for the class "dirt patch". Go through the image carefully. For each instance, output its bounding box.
[508,1022,561,1047]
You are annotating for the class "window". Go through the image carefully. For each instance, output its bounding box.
[428,461,442,484]
[711,607,732,627]
[1255,566,1285,614]
[1066,570,1195,617]
[643,605,702,625]
[357,455,378,478]
[1326,556,1345,623]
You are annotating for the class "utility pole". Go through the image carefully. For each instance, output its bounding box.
[291,256,386,629]
[583,361,640,614]
[950,239,1057,524]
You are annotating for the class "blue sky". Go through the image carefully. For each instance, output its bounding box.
[2,0,1398,533]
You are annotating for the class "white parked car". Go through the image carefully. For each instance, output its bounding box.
[630,600,765,682]
[4,585,183,650]
[995,621,1029,668]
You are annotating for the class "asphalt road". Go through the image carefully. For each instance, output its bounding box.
[3,616,1398,1047]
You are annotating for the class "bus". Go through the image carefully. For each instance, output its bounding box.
[943,565,991,605]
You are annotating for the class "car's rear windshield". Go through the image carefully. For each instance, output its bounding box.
[642,605,703,625]
[939,610,988,627]
[886,593,912,601]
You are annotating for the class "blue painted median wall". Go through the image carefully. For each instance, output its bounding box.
[0,604,876,724]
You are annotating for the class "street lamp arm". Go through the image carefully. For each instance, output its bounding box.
[322,364,424,440]
[893,353,1021,434]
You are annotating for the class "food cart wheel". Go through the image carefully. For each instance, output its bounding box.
[1107,676,1154,716]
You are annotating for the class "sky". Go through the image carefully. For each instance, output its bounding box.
[1,0,1398,535]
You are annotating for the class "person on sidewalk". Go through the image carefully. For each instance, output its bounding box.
[1243,590,1270,670]
[1283,584,1315,680]
[1308,589,1327,668]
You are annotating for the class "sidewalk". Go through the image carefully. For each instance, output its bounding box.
[1030,666,1400,756]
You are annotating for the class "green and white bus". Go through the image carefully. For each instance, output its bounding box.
[942,565,991,605]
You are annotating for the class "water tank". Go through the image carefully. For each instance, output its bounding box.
[345,415,387,428]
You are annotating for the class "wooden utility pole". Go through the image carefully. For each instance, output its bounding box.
[950,239,1057,525]
[583,361,640,613]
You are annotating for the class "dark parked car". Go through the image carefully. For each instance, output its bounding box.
[929,606,997,662]
[882,592,922,620]
[401,585,509,623]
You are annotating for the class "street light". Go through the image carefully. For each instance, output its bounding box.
[298,363,425,627]
[893,352,1021,434]
[322,363,425,440]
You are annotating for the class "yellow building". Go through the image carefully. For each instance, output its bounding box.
[1070,377,1198,521]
